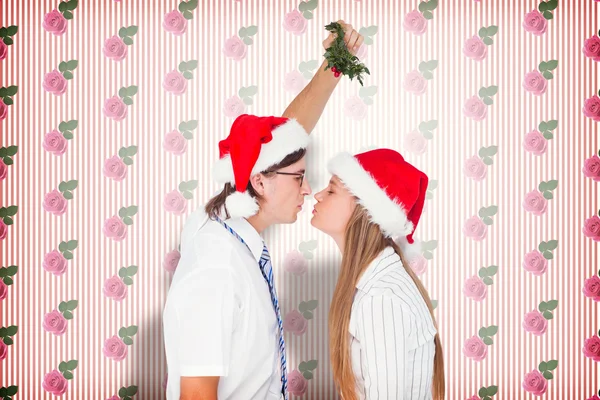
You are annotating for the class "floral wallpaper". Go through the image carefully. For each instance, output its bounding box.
[0,0,599,398]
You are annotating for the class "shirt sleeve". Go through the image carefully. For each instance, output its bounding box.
[355,295,413,400]
[170,267,237,377]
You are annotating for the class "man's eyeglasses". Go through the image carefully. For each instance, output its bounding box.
[274,171,305,187]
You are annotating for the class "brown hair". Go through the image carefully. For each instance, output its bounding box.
[328,205,444,400]
[205,148,307,219]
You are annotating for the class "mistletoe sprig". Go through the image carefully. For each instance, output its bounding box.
[323,22,370,86]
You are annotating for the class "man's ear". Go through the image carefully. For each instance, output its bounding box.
[248,173,265,196]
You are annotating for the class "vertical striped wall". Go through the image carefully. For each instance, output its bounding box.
[1,0,599,398]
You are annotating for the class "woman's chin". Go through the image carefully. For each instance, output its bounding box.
[310,215,321,230]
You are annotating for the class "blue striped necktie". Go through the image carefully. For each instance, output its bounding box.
[214,216,288,400]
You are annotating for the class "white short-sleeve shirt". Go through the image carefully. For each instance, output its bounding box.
[349,246,438,400]
[163,208,283,400]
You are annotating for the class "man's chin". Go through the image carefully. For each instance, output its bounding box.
[279,212,299,224]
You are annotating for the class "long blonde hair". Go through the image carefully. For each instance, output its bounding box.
[328,205,445,400]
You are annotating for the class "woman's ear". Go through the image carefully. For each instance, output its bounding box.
[249,173,265,196]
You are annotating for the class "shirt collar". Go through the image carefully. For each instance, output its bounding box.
[356,246,398,290]
[224,217,264,263]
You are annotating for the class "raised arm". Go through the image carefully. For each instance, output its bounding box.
[282,20,364,134]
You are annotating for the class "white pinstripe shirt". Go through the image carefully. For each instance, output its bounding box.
[348,246,438,400]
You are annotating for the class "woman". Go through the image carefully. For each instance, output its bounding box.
[311,148,444,400]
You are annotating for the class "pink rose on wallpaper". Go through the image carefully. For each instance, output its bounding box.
[583,35,600,61]
[163,130,188,155]
[163,70,187,95]
[463,96,487,121]
[464,156,487,181]
[404,130,427,155]
[223,96,246,118]
[355,43,368,60]
[462,335,487,361]
[43,250,68,276]
[163,249,181,273]
[283,250,307,276]
[403,70,427,95]
[583,215,600,241]
[522,250,548,276]
[463,216,487,241]
[403,10,427,35]
[0,99,7,120]
[407,254,427,276]
[163,10,187,36]
[523,70,547,96]
[42,129,68,156]
[43,189,68,216]
[42,370,68,396]
[164,190,188,215]
[522,190,548,216]
[0,280,7,301]
[522,310,548,336]
[0,159,7,180]
[283,310,308,335]
[42,10,68,36]
[287,369,308,396]
[103,216,128,241]
[103,155,128,182]
[522,129,547,155]
[583,155,600,181]
[522,370,548,396]
[0,340,6,360]
[43,70,68,96]
[0,220,7,241]
[587,396,600,400]
[583,95,600,122]
[107,396,120,400]
[463,276,487,301]
[467,397,481,400]
[0,40,7,61]
[283,70,307,95]
[583,335,600,361]
[103,96,128,121]
[583,275,600,302]
[42,310,68,336]
[343,96,368,120]
[522,10,548,36]
[282,10,307,36]
[222,36,247,61]
[103,275,128,301]
[103,335,128,361]
[103,35,128,61]
[463,35,487,61]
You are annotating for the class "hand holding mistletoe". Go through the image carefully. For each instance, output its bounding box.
[322,20,370,85]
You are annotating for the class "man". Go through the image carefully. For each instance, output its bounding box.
[163,21,364,400]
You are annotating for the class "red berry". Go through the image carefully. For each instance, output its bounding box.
[331,67,338,73]
[334,71,341,78]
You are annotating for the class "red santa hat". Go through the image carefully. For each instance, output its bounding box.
[327,148,428,260]
[211,114,310,218]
